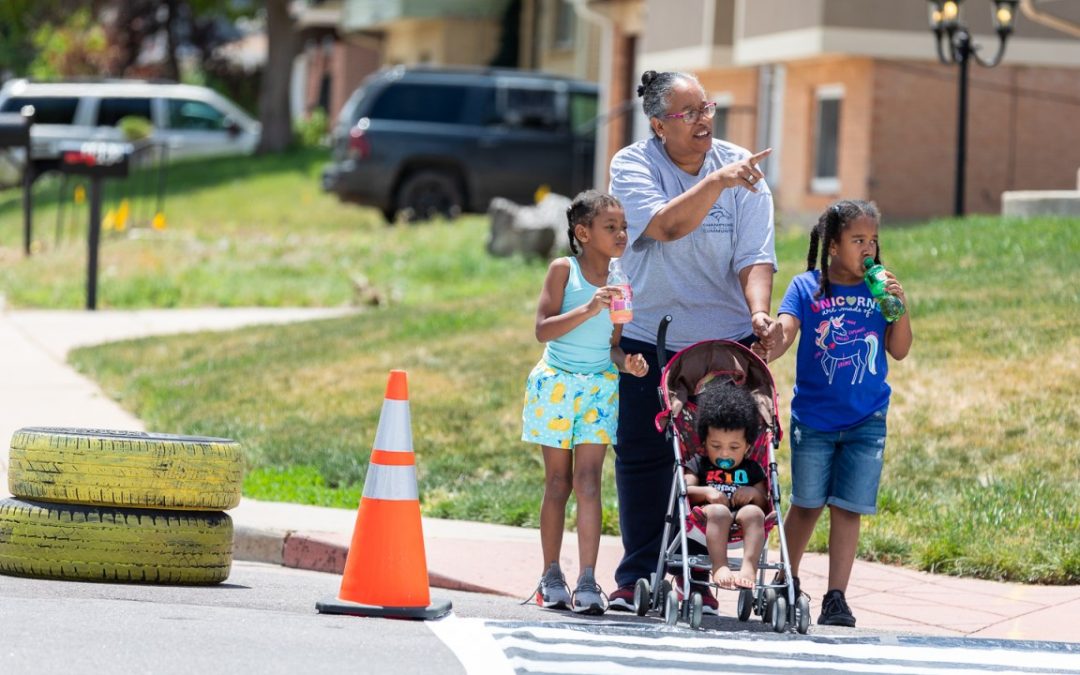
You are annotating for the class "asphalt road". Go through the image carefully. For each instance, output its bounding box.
[0,561,469,674]
[8,561,1069,675]
[0,560,842,674]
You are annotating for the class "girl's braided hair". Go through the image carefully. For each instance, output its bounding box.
[807,199,882,300]
[566,189,622,254]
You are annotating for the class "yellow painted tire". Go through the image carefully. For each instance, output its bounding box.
[7,427,243,511]
[0,497,233,584]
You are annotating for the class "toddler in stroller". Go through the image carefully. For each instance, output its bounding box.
[632,318,810,632]
[684,379,768,592]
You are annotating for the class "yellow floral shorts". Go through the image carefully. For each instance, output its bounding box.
[521,360,619,449]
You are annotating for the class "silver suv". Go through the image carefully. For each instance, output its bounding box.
[321,66,598,222]
[0,78,260,179]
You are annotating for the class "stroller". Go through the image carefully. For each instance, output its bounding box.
[632,316,810,632]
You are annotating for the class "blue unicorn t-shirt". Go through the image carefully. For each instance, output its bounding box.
[779,270,890,431]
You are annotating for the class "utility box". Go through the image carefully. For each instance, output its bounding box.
[0,106,34,256]
[0,112,31,146]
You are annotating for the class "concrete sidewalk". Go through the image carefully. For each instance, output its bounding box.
[1,308,1077,642]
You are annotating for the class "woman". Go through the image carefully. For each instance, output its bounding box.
[606,70,779,614]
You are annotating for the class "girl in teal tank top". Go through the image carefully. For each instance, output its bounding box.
[521,190,649,614]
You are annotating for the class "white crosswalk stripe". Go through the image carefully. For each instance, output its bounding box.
[429,617,1080,675]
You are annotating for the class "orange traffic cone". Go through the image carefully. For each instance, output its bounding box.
[316,370,451,620]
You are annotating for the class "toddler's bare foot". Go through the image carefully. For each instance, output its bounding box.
[734,572,755,589]
[712,566,737,590]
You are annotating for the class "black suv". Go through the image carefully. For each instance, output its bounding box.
[321,66,598,221]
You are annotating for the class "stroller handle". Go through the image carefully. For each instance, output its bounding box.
[656,315,673,369]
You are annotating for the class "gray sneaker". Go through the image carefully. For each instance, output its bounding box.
[571,567,607,615]
[534,563,571,610]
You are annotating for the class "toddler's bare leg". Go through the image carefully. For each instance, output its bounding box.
[703,504,736,589]
[734,505,766,588]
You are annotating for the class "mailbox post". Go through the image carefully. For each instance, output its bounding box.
[0,106,34,257]
[58,142,131,310]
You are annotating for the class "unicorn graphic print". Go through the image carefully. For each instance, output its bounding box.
[814,313,880,385]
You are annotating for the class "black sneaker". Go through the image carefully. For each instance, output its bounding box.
[817,589,856,627]
[607,584,636,612]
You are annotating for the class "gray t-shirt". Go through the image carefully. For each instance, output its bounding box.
[609,136,776,350]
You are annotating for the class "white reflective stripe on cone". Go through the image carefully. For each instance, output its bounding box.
[362,463,419,500]
[373,399,413,453]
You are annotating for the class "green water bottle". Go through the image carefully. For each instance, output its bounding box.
[863,257,905,323]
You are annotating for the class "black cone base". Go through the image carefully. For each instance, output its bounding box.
[316,595,452,620]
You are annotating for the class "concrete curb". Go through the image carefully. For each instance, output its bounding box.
[233,528,512,597]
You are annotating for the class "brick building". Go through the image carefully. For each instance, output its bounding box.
[537,0,1080,221]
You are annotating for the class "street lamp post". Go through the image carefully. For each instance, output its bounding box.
[928,0,1019,216]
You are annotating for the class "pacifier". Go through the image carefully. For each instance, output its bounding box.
[717,458,735,470]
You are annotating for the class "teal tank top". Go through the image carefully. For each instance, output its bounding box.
[543,256,614,374]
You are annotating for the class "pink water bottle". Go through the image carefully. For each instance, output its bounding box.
[607,258,633,324]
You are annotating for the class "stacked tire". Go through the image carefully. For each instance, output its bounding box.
[0,427,243,585]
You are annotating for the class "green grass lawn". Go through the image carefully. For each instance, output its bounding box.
[1,150,1077,584]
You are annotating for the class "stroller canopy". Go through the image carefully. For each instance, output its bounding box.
[658,340,781,451]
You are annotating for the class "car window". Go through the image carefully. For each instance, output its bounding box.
[369,83,489,125]
[0,96,79,124]
[96,97,153,126]
[569,92,598,137]
[342,87,368,126]
[166,99,228,130]
[503,87,558,131]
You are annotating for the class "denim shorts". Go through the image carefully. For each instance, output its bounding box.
[521,360,619,449]
[789,407,888,515]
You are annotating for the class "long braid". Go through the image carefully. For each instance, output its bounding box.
[807,214,824,272]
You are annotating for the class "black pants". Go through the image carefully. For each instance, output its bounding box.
[613,334,755,589]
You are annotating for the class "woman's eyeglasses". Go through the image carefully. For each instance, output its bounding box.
[662,102,718,125]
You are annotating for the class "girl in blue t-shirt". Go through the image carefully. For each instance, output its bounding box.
[521,190,649,615]
[770,200,913,628]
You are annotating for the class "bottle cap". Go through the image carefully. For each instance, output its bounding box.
[863,257,875,269]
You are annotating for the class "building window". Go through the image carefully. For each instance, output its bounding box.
[710,92,733,140]
[553,1,575,50]
[812,84,843,194]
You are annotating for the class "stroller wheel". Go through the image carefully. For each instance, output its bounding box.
[763,588,777,623]
[689,592,703,630]
[664,590,679,626]
[634,578,651,617]
[796,594,811,634]
[655,577,672,614]
[737,587,753,621]
[771,595,788,633]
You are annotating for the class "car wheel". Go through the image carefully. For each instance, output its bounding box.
[0,497,233,584]
[7,427,243,511]
[396,170,463,223]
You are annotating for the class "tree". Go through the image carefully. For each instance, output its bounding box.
[257,0,298,153]
[29,8,110,79]
[0,0,88,77]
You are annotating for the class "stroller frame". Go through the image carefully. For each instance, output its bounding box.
[631,316,810,632]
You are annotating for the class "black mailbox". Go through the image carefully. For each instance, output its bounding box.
[58,141,132,178]
[0,112,31,146]
[0,106,34,257]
